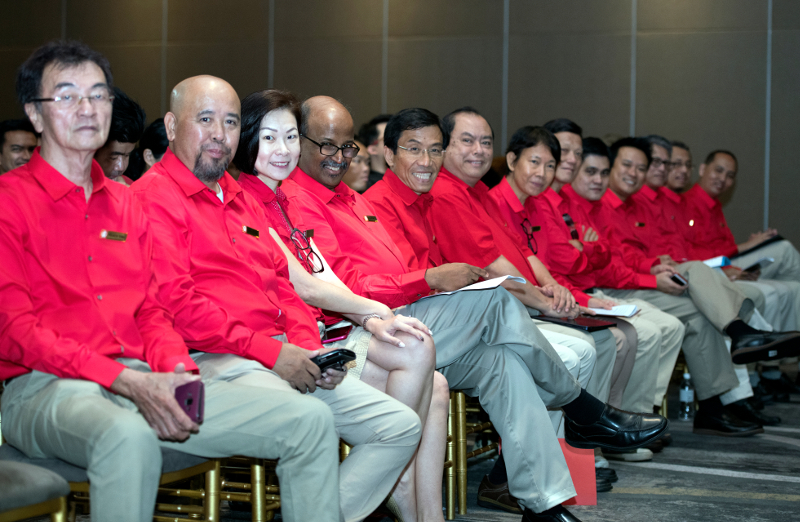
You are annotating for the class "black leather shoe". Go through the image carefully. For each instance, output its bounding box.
[596,467,618,483]
[522,505,582,522]
[752,381,789,404]
[596,476,613,493]
[564,404,668,450]
[693,409,764,436]
[646,438,664,452]
[660,432,673,447]
[730,331,800,364]
[762,374,800,395]
[724,398,781,426]
[476,475,522,514]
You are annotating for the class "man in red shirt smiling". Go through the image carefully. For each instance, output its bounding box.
[283,100,667,522]
[0,42,337,522]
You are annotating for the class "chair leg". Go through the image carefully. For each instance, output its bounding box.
[251,459,266,522]
[50,496,68,522]
[455,391,468,515]
[445,393,456,520]
[204,460,221,522]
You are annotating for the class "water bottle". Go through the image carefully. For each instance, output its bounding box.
[678,373,694,421]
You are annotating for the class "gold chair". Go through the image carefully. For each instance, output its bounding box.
[0,496,67,522]
[0,460,69,522]
[219,457,281,522]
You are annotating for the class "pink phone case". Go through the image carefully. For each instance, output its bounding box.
[175,380,204,424]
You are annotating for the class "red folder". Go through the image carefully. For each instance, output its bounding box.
[559,439,597,506]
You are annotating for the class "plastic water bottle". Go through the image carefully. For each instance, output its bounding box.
[679,373,694,421]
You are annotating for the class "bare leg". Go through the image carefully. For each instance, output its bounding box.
[360,332,445,522]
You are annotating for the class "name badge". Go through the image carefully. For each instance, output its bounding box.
[531,225,541,232]
[304,229,314,239]
[635,222,646,227]
[242,225,260,238]
[100,230,127,242]
[364,215,378,222]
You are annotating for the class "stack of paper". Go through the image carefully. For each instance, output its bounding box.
[588,304,639,317]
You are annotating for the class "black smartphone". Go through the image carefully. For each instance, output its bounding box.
[670,273,688,286]
[311,348,356,372]
[175,380,204,424]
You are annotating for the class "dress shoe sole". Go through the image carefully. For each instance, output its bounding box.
[477,497,523,514]
[597,482,613,493]
[605,451,653,462]
[731,333,800,364]
[693,426,765,437]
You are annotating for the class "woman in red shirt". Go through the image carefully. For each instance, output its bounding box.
[233,89,448,522]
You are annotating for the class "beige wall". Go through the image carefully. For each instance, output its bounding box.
[0,0,797,246]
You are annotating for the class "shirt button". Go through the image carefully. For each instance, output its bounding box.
[232,238,236,243]
[75,188,81,193]
[88,256,93,262]
[113,330,117,336]
[120,345,124,353]
[85,214,89,220]
[97,295,103,300]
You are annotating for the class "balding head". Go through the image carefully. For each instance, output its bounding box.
[164,75,241,188]
[298,96,357,190]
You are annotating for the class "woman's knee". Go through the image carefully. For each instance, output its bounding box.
[395,332,437,373]
[430,371,450,412]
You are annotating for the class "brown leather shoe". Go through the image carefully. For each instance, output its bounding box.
[476,475,522,514]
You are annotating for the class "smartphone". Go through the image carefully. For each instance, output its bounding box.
[670,273,688,286]
[322,324,353,344]
[175,380,204,424]
[311,348,356,372]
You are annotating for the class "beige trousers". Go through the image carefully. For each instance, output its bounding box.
[4,355,416,522]
[733,239,800,282]
[403,287,581,512]
[602,260,748,400]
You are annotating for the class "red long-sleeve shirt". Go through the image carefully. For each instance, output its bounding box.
[281,167,431,309]
[630,185,690,262]
[131,150,322,369]
[597,190,661,273]
[0,150,196,387]
[428,168,539,285]
[682,183,739,260]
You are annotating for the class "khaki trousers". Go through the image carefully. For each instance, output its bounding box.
[1,356,352,522]
[733,239,800,282]
[403,287,581,512]
[602,261,747,400]
[589,290,685,412]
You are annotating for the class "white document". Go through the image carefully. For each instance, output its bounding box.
[417,275,526,300]
[703,255,730,268]
[588,304,639,317]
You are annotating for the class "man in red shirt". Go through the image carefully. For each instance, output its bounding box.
[666,141,692,194]
[684,150,800,283]
[593,137,800,433]
[93,87,144,186]
[0,42,341,522]
[131,77,425,522]
[284,99,666,522]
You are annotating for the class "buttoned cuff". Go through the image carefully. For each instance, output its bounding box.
[156,355,200,374]
[637,274,658,289]
[79,353,128,390]
[404,269,433,301]
[574,291,591,307]
[637,256,660,273]
[246,332,284,369]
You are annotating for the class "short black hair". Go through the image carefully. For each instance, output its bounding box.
[234,89,302,175]
[383,108,442,154]
[543,118,583,137]
[505,126,561,171]
[609,137,652,168]
[704,149,737,167]
[0,118,37,149]
[16,40,113,107]
[643,134,672,157]
[671,140,690,153]
[581,137,610,161]
[357,114,393,146]
[107,87,146,144]
[140,118,169,158]
[441,106,494,149]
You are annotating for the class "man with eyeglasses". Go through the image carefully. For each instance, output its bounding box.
[590,137,800,434]
[283,99,668,522]
[666,141,692,194]
[0,41,348,522]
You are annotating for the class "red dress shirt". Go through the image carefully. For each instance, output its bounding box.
[560,185,657,290]
[597,190,660,273]
[630,185,690,262]
[131,150,322,370]
[362,169,443,271]
[0,150,195,387]
[682,183,739,260]
[488,179,591,305]
[428,168,539,285]
[660,187,692,242]
[281,167,431,309]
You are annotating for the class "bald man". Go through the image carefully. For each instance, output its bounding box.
[131,78,423,522]
[281,97,667,522]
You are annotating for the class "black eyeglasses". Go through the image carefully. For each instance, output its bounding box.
[521,218,539,254]
[301,135,360,159]
[561,213,579,240]
[290,228,324,274]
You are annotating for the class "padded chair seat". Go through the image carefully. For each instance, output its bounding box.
[0,443,209,484]
[0,460,70,512]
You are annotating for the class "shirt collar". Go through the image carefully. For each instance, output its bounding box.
[239,172,278,204]
[383,168,429,207]
[601,188,625,209]
[639,184,658,202]
[439,166,489,197]
[289,166,356,205]
[161,148,241,203]
[28,148,113,202]
[560,184,594,214]
[689,183,718,210]
[542,186,563,209]
[496,176,525,213]
[659,186,682,204]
